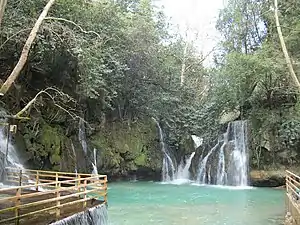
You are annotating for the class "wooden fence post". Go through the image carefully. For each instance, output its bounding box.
[56,182,61,220]
[18,169,22,186]
[15,187,21,225]
[77,174,81,196]
[55,173,58,189]
[35,171,39,191]
[104,176,107,203]
[83,179,87,209]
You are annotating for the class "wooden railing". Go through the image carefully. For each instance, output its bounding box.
[0,167,107,224]
[286,170,300,224]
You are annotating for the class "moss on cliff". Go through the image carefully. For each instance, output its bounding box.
[20,119,67,170]
[40,124,62,166]
[91,119,161,176]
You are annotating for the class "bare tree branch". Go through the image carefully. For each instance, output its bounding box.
[0,28,31,50]
[0,0,56,96]
[0,0,7,28]
[44,17,102,40]
[274,0,300,89]
[14,87,91,128]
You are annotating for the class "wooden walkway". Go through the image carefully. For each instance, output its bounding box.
[0,167,107,225]
[286,170,300,225]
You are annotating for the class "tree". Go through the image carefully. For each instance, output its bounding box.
[0,0,7,28]
[0,0,208,173]
[0,0,56,96]
[274,0,300,89]
[214,0,300,168]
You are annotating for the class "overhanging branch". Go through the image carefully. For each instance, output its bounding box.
[44,17,102,40]
[15,87,90,128]
[0,0,56,96]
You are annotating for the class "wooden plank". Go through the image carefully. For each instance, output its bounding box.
[286,170,300,224]
[287,176,300,188]
[0,186,105,213]
[0,181,103,203]
[0,196,101,224]
[286,170,300,181]
[0,168,107,224]
[5,167,107,177]
[0,176,105,193]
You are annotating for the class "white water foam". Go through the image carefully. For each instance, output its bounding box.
[196,120,249,187]
[191,135,203,149]
[191,183,254,190]
[153,118,176,182]
[196,142,219,184]
[78,118,88,155]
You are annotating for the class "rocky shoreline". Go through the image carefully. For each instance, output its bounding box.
[250,170,286,187]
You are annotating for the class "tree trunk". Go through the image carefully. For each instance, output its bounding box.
[0,0,56,96]
[274,0,300,89]
[0,0,7,28]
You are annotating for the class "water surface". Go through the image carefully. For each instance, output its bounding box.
[108,181,284,225]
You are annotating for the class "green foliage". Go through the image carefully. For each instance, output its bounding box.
[214,0,300,168]
[0,0,207,173]
[279,118,300,151]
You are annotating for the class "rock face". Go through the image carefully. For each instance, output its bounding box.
[250,170,286,187]
[90,119,162,179]
[9,115,163,180]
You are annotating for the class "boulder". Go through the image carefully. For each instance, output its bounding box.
[250,170,286,187]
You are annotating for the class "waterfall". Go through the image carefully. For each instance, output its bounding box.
[92,148,98,176]
[0,127,46,189]
[196,120,249,187]
[216,142,226,185]
[191,135,203,149]
[153,118,175,182]
[175,152,195,181]
[70,140,78,174]
[0,127,24,180]
[227,121,248,186]
[216,125,230,185]
[51,204,108,225]
[196,142,219,184]
[78,118,87,155]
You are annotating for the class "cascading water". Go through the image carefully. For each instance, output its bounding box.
[0,127,24,181]
[0,127,46,190]
[0,126,40,189]
[216,125,230,185]
[191,135,203,149]
[196,142,219,184]
[227,121,248,186]
[92,148,98,176]
[196,120,249,187]
[175,152,195,182]
[51,204,108,225]
[70,140,78,174]
[216,142,226,185]
[78,118,88,155]
[153,118,176,182]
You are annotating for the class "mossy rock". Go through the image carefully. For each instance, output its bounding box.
[18,119,69,170]
[91,118,161,176]
[40,124,63,165]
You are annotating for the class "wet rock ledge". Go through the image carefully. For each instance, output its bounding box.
[250,170,286,187]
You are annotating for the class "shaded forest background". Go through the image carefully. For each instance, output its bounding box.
[0,0,300,179]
